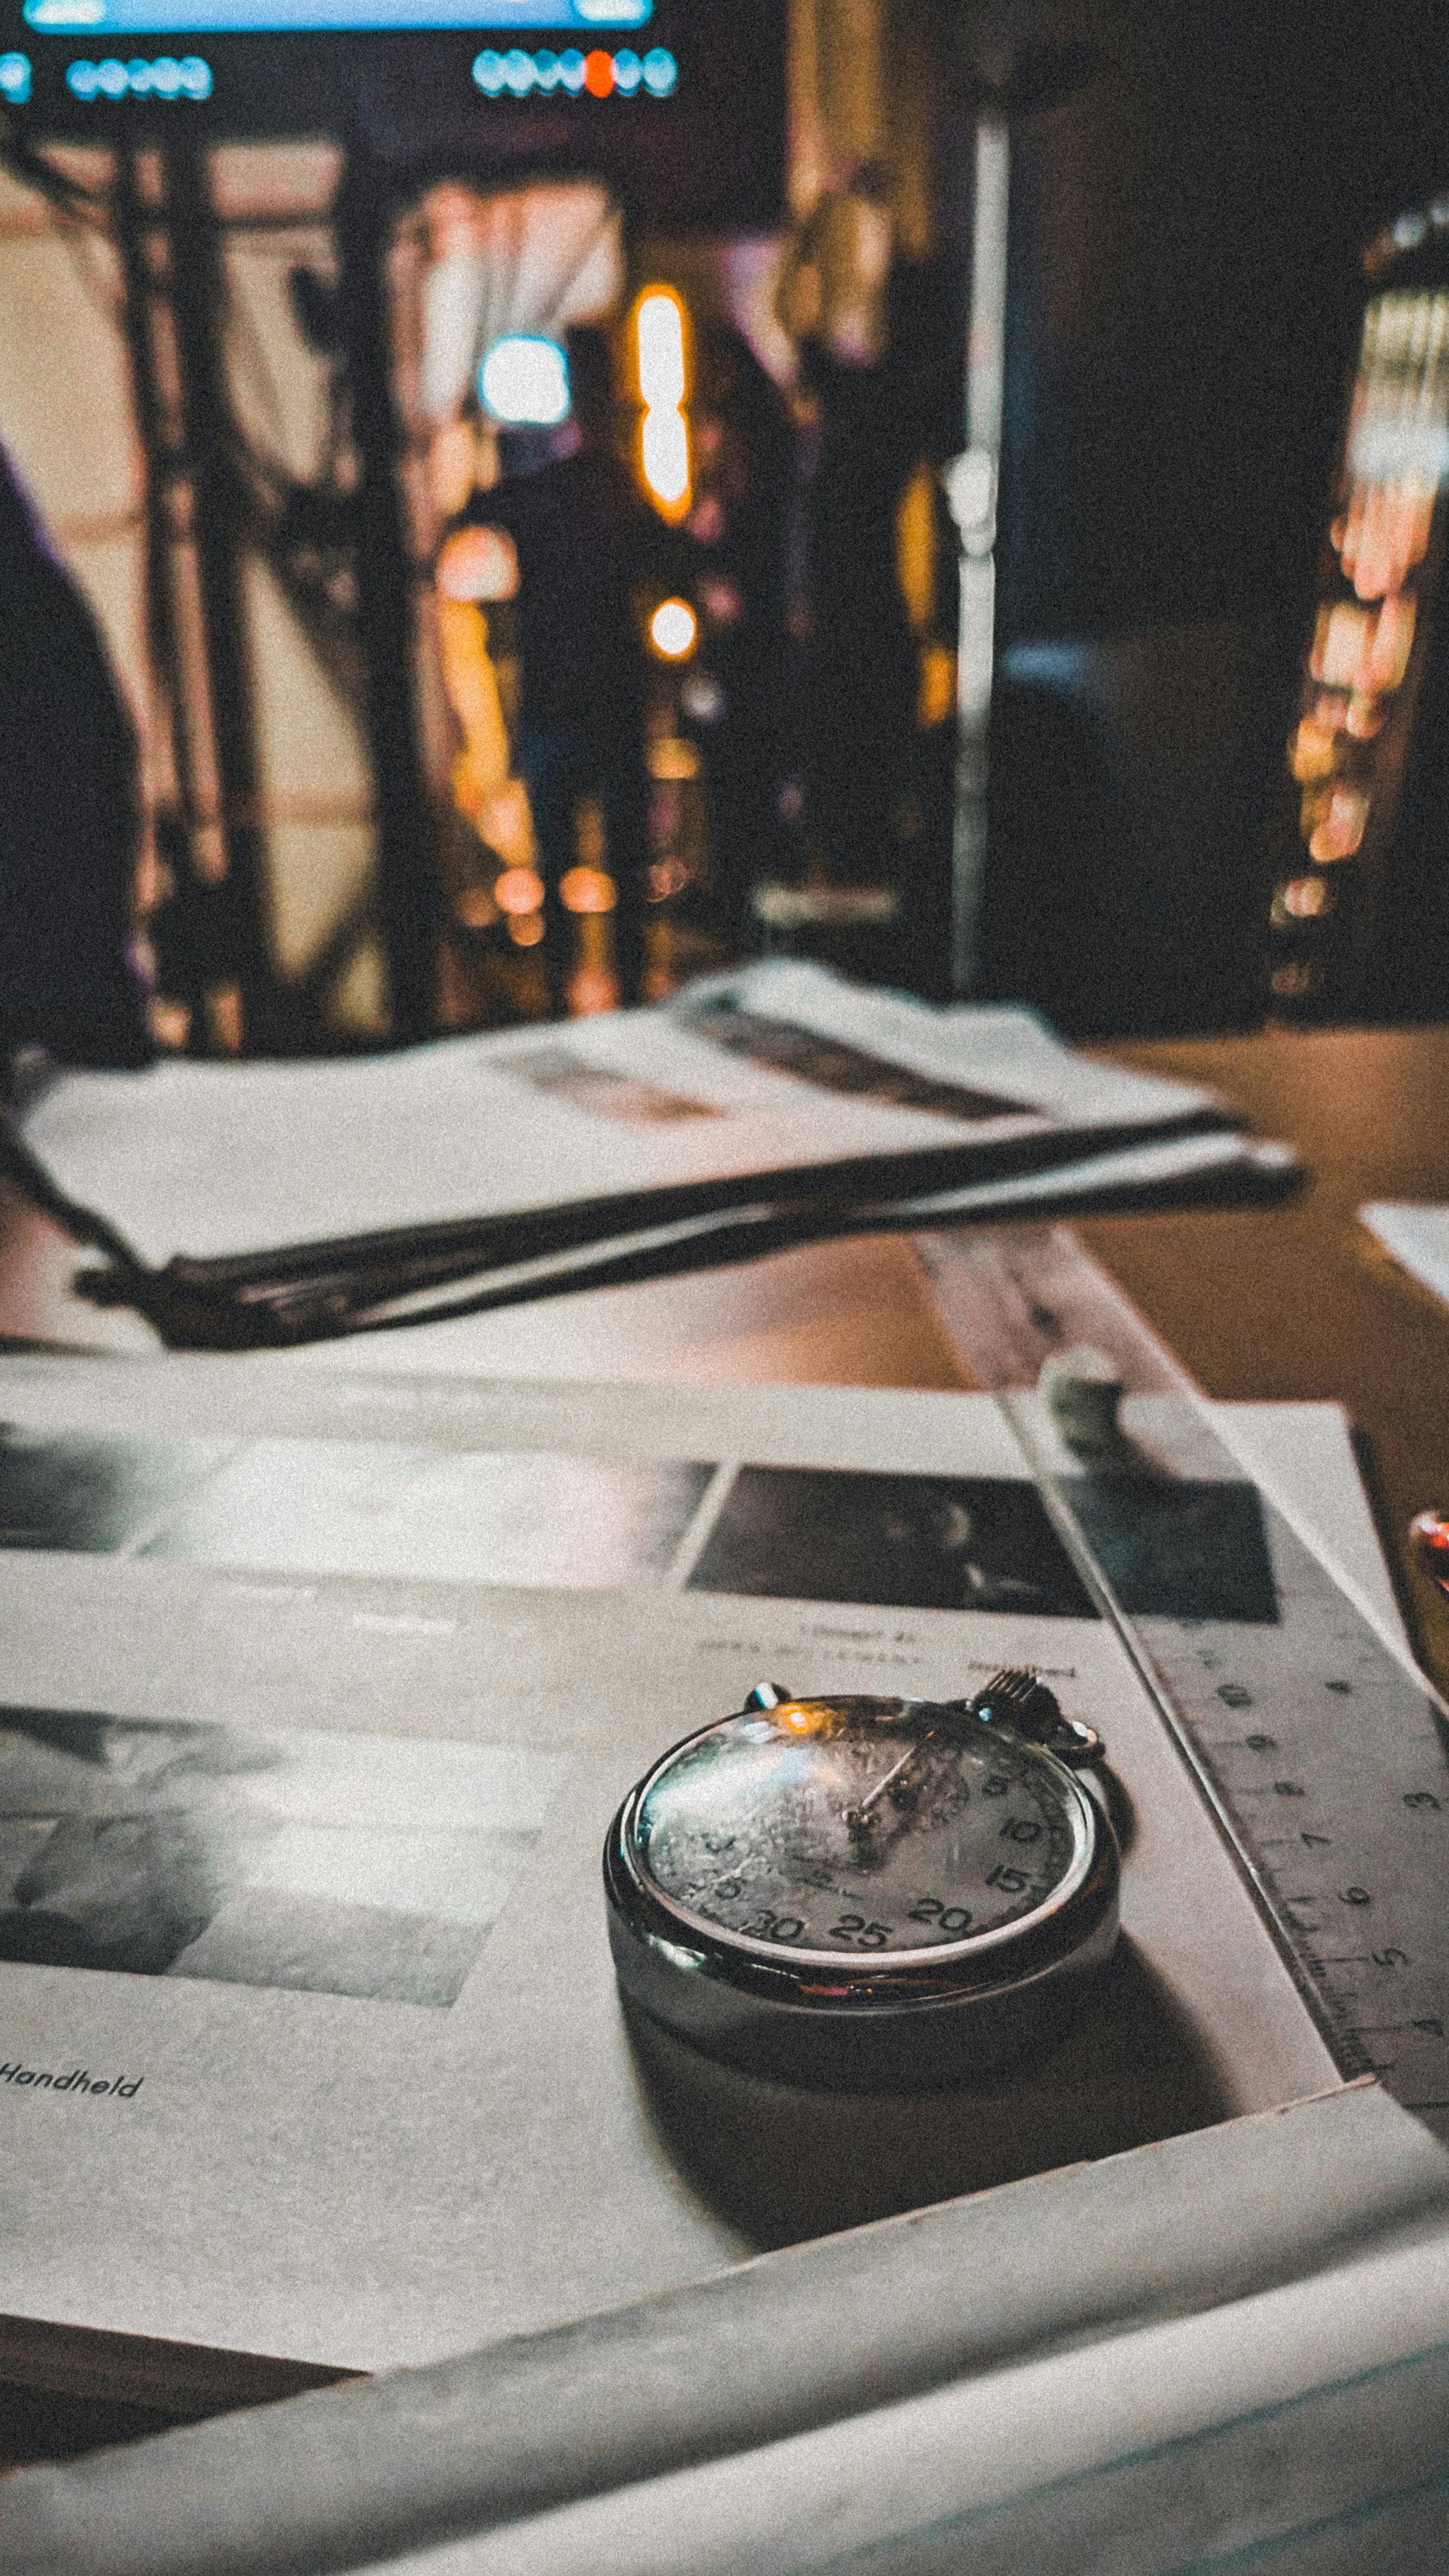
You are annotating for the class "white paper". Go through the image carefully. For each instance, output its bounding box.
[0,1356,1332,2388]
[373,2188,1449,2576]
[15,964,1224,1269]
[1221,1400,1407,1650]
[4,2082,1448,2576]
[1361,1199,1449,1310]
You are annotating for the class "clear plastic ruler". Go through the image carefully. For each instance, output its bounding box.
[914,1222,1449,2138]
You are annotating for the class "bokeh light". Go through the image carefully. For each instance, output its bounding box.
[479,335,571,427]
[650,598,698,659]
[560,866,617,913]
[436,525,519,603]
[636,289,687,410]
[634,286,691,519]
[494,866,546,916]
[641,410,689,512]
[454,884,498,930]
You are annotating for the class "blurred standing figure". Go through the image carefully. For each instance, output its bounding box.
[681,325,794,947]
[447,330,660,1003]
[0,443,151,1073]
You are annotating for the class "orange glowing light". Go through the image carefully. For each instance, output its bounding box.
[1306,785,1369,863]
[148,995,192,1052]
[583,49,615,95]
[494,866,545,916]
[917,641,958,731]
[1345,691,1386,740]
[1311,601,1370,691]
[1367,591,1416,692]
[566,963,620,1015]
[632,285,691,521]
[635,288,688,408]
[641,407,691,513]
[650,597,698,659]
[436,525,519,605]
[560,865,617,914]
[1289,717,1339,785]
[454,884,498,930]
[508,913,545,947]
[1276,875,1333,921]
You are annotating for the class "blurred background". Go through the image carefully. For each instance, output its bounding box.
[3,0,1449,1064]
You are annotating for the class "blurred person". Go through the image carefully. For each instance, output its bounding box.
[0,442,151,1077]
[680,325,794,945]
[447,328,666,1003]
[777,179,961,901]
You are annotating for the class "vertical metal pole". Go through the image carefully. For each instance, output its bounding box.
[334,154,440,1046]
[112,152,196,851]
[945,107,1010,995]
[163,146,275,1045]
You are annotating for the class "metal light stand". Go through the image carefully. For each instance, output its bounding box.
[332,150,440,1048]
[937,9,1094,995]
[113,144,275,1048]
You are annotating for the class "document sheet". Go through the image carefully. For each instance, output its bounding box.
[0,1355,1337,2389]
[4,2083,1447,2576]
[13,965,1227,1270]
[1361,1199,1449,1312]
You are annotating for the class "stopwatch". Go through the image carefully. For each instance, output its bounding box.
[604,1670,1120,2092]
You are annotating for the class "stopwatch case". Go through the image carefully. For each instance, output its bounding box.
[604,1697,1121,2095]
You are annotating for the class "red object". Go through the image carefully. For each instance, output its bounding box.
[1409,1508,1449,1599]
[583,49,615,96]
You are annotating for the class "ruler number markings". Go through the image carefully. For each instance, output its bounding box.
[919,1231,1449,2139]
[1149,1512,1449,2120]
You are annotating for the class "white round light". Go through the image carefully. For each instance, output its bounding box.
[636,289,686,410]
[650,598,698,659]
[479,335,572,428]
[641,406,689,510]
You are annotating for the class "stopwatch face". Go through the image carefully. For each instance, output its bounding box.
[629,1696,1093,1966]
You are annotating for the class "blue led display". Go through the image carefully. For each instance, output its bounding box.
[472,43,674,94]
[65,50,211,89]
[24,0,650,29]
[0,46,31,91]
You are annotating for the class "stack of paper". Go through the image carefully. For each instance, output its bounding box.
[0,1353,1438,2574]
[6,964,1298,1349]
[8,2083,1449,2576]
[0,1352,1339,2402]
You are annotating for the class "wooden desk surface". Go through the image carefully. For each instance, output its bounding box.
[1081,1025,1449,1690]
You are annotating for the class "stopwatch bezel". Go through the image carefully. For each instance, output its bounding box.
[615,1694,1101,1980]
[604,1692,1121,2094]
